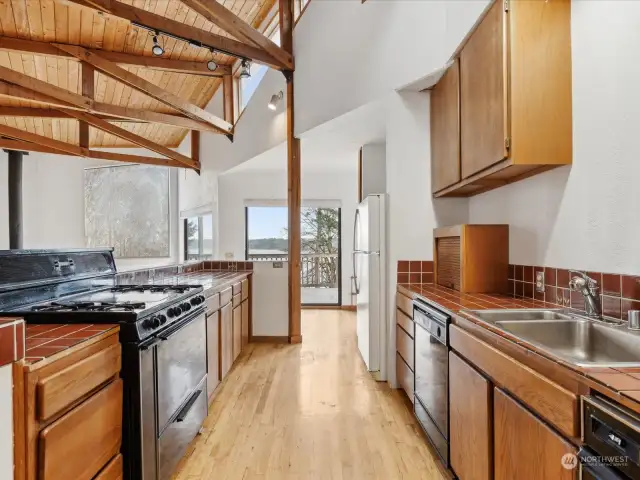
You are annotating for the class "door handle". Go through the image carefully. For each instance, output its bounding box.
[175,389,202,422]
[352,252,360,295]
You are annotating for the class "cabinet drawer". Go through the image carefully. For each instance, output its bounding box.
[396,309,414,338]
[396,353,414,402]
[450,325,578,438]
[206,293,220,314]
[241,279,249,301]
[220,287,233,306]
[39,379,123,480]
[396,325,414,371]
[37,343,121,422]
[233,293,242,308]
[232,282,242,295]
[94,454,123,480]
[396,292,413,317]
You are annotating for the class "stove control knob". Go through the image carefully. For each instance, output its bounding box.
[190,296,203,306]
[157,314,167,325]
[173,306,183,316]
[144,316,161,329]
[181,302,191,312]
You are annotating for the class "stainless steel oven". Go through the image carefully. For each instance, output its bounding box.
[581,395,640,479]
[131,307,208,480]
[413,299,451,465]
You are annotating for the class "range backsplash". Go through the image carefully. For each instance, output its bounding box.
[397,260,434,285]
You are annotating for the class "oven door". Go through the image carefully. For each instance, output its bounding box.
[413,302,449,463]
[156,308,207,433]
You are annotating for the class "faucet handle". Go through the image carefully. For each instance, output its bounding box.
[629,311,640,330]
[569,270,599,288]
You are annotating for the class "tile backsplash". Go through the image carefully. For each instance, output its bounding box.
[397,260,434,285]
[509,265,640,320]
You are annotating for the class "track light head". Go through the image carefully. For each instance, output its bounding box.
[239,59,251,79]
[268,91,284,111]
[206,60,218,72]
[152,35,164,56]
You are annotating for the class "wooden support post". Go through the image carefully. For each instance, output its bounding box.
[79,63,94,148]
[223,76,235,125]
[280,0,301,344]
[191,130,201,172]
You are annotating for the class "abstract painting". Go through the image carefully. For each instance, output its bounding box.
[84,164,170,258]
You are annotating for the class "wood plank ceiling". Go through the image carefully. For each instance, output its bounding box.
[0,0,276,148]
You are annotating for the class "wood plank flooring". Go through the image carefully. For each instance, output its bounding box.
[173,309,446,480]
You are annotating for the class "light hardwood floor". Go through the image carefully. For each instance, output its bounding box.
[173,309,446,480]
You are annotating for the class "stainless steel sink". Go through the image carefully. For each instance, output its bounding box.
[462,309,640,367]
[467,308,574,324]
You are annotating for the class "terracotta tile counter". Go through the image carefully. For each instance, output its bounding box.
[24,323,119,368]
[142,271,252,298]
[399,283,640,414]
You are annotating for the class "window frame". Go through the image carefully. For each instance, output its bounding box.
[183,213,214,261]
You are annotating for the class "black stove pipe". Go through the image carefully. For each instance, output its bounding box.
[6,149,27,249]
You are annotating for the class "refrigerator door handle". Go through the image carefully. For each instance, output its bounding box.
[353,209,360,253]
[352,251,360,295]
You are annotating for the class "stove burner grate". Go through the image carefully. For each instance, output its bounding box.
[112,285,193,294]
[31,301,146,312]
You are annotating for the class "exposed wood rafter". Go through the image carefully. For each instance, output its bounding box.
[223,75,235,124]
[54,44,232,135]
[66,0,289,70]
[0,70,222,133]
[79,63,94,149]
[0,36,231,77]
[180,0,293,70]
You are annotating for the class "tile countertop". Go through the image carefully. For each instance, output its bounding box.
[24,323,119,367]
[399,283,640,414]
[150,271,251,297]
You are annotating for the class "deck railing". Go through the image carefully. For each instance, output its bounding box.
[248,253,339,288]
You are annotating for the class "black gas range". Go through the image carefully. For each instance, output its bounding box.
[0,249,209,480]
[12,284,206,342]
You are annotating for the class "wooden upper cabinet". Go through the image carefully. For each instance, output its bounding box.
[494,387,577,480]
[459,0,507,179]
[449,352,492,480]
[434,0,572,197]
[431,59,461,193]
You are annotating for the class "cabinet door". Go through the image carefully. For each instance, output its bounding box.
[241,301,249,347]
[494,387,577,480]
[449,352,492,480]
[460,0,508,178]
[206,310,220,400]
[219,303,233,380]
[431,59,461,193]
[233,305,242,361]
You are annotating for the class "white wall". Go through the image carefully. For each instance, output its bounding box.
[385,90,468,385]
[469,0,640,276]
[218,167,358,305]
[361,143,386,197]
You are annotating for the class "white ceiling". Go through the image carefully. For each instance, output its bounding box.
[226,99,386,173]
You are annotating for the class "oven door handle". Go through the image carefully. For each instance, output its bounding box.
[158,309,205,341]
[175,388,202,423]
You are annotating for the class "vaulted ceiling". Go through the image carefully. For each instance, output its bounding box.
[0,0,282,160]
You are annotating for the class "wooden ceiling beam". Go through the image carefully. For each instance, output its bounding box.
[67,0,288,70]
[63,110,198,169]
[0,123,86,156]
[0,138,186,168]
[0,69,223,132]
[54,44,233,136]
[180,0,293,70]
[0,107,128,122]
[0,36,231,77]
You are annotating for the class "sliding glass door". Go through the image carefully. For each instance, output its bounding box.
[245,206,342,306]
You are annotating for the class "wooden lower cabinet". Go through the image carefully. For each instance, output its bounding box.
[94,454,123,480]
[206,310,220,400]
[233,305,242,361]
[494,388,577,480]
[241,300,249,348]
[449,352,492,480]
[220,302,233,380]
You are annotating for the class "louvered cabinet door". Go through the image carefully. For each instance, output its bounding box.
[436,236,461,290]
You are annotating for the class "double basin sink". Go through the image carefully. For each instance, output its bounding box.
[462,308,640,368]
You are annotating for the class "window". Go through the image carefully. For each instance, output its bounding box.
[245,206,288,260]
[239,62,269,112]
[84,164,170,258]
[184,214,213,260]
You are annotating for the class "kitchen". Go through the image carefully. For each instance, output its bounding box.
[0,0,639,479]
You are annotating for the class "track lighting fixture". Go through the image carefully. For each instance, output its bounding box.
[268,91,284,111]
[239,59,252,79]
[206,48,218,72]
[151,33,164,56]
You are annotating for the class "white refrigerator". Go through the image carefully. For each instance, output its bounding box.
[353,194,387,381]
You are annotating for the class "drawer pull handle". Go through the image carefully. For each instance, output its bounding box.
[176,389,202,423]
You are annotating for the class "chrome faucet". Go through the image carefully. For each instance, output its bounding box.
[569,270,601,319]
